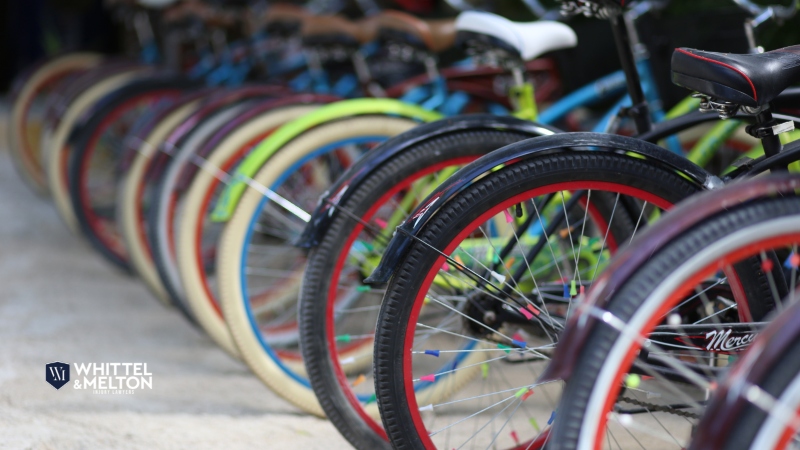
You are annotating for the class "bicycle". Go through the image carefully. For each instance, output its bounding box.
[5,0,177,196]
[293,1,800,447]
[123,5,559,313]
[168,6,575,418]
[367,0,800,448]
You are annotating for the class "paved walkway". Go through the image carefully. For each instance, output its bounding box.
[0,109,352,449]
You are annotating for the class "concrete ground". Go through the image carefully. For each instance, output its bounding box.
[0,107,352,449]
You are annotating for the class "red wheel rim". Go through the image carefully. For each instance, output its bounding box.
[397,181,675,449]
[594,233,800,450]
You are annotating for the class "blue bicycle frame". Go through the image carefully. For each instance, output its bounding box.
[177,20,684,155]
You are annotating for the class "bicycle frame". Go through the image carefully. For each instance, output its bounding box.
[207,55,690,223]
[293,77,778,253]
[359,0,800,288]
[209,3,782,228]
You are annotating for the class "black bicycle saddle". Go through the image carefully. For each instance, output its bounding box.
[672,45,800,108]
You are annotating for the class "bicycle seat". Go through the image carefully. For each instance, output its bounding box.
[302,15,378,47]
[672,46,800,107]
[376,11,456,53]
[455,11,576,61]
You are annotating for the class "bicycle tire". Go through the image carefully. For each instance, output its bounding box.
[140,101,252,307]
[121,87,281,305]
[8,53,102,195]
[146,91,293,315]
[67,77,189,270]
[550,196,800,450]
[373,151,702,449]
[218,115,421,416]
[717,331,800,449]
[118,97,206,304]
[299,128,541,449]
[45,69,148,234]
[175,104,321,357]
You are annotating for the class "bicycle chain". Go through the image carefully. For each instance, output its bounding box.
[619,396,701,419]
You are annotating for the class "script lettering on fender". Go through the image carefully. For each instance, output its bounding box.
[705,328,757,352]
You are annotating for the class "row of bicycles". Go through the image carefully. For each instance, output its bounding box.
[9,0,800,448]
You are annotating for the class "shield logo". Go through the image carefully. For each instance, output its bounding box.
[45,362,70,390]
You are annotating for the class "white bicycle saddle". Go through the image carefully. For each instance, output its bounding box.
[455,11,577,61]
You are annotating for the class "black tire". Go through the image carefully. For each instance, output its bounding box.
[550,196,800,450]
[67,76,194,271]
[300,129,541,450]
[373,151,702,450]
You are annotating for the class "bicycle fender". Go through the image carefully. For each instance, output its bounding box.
[295,114,561,248]
[364,132,722,286]
[539,174,800,385]
[209,98,443,222]
[689,293,800,450]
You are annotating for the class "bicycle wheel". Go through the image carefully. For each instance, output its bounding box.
[373,151,702,450]
[174,103,322,357]
[218,115,421,415]
[550,196,800,450]
[135,101,251,303]
[299,128,546,449]
[68,76,189,270]
[45,68,150,233]
[39,62,144,163]
[121,86,282,305]
[8,52,102,195]
[118,95,208,304]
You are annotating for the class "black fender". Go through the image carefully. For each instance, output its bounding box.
[689,287,800,450]
[364,131,724,285]
[294,114,561,248]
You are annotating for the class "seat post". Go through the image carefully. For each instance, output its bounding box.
[609,13,652,134]
[755,109,788,170]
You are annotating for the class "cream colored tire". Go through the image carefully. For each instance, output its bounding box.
[124,102,245,304]
[45,70,145,234]
[9,53,102,196]
[177,104,320,359]
[118,100,201,304]
[218,116,419,416]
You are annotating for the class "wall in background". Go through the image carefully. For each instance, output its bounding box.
[1,0,117,93]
